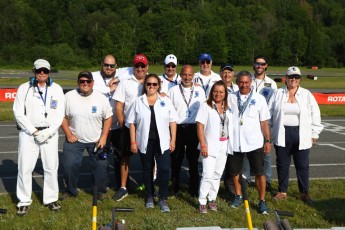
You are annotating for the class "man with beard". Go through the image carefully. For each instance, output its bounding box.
[92,54,132,192]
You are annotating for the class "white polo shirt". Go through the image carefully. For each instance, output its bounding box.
[195,102,233,156]
[168,84,206,124]
[92,70,131,130]
[251,74,277,103]
[269,86,323,150]
[112,75,144,119]
[228,91,270,152]
[159,73,181,94]
[126,93,179,154]
[194,71,221,98]
[64,89,113,143]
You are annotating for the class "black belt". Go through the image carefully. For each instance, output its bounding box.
[35,127,49,130]
[178,124,196,128]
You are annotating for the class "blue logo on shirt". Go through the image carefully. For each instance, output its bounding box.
[92,106,97,113]
[160,101,165,107]
[195,91,199,98]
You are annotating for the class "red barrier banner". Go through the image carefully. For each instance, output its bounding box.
[312,93,345,104]
[0,88,17,102]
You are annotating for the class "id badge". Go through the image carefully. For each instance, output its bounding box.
[50,99,57,109]
[186,110,190,118]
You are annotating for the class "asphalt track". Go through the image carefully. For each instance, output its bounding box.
[0,118,344,195]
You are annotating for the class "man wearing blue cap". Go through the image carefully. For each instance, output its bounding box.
[194,53,221,98]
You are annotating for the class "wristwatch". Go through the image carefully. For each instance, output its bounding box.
[265,139,271,143]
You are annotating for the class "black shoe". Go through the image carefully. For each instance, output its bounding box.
[59,191,76,201]
[46,201,61,211]
[16,206,29,216]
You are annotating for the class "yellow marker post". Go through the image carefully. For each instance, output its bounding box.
[244,200,253,230]
[92,186,97,230]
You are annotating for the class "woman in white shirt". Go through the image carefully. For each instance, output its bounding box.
[127,74,178,212]
[196,80,233,213]
[269,66,323,203]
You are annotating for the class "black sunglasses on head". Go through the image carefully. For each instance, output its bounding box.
[35,68,50,74]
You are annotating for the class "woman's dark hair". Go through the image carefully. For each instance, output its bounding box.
[206,80,229,110]
[142,73,161,95]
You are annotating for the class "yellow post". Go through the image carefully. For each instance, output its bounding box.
[244,200,253,230]
[92,206,97,230]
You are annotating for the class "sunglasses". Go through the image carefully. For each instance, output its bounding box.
[79,79,93,84]
[103,63,116,68]
[287,75,301,79]
[135,64,146,69]
[254,62,267,67]
[200,60,211,65]
[146,82,158,87]
[165,64,176,68]
[35,68,50,74]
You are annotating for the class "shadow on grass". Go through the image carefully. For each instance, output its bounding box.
[312,197,345,226]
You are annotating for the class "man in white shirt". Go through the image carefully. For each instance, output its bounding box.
[227,70,271,214]
[194,53,221,97]
[168,65,206,196]
[159,54,181,94]
[13,59,65,215]
[60,71,113,201]
[92,54,131,191]
[242,55,277,190]
[112,54,149,201]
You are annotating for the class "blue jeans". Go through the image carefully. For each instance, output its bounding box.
[274,126,310,193]
[140,138,170,200]
[62,141,109,195]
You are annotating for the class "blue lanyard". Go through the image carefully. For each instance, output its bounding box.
[36,85,48,117]
[163,74,178,85]
[237,90,253,117]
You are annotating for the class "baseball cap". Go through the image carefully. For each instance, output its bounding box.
[133,54,148,65]
[220,63,234,72]
[33,59,50,70]
[199,53,212,62]
[78,70,93,80]
[164,54,177,65]
[286,66,301,76]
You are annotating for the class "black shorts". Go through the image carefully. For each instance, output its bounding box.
[121,126,132,157]
[227,148,265,176]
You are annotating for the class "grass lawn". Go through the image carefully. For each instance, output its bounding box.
[0,180,344,229]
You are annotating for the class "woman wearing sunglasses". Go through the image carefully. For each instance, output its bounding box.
[195,80,233,213]
[269,66,323,203]
[126,74,178,212]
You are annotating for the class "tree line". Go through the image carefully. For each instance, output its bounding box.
[0,0,345,69]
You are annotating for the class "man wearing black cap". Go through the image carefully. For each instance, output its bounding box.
[14,59,65,215]
[220,63,239,94]
[60,71,113,201]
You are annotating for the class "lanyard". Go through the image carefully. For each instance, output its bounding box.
[36,85,48,118]
[237,90,253,118]
[196,77,210,94]
[179,84,194,111]
[102,74,113,101]
[254,77,265,92]
[163,74,178,85]
[227,84,235,93]
[213,102,226,137]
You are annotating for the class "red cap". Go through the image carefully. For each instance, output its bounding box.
[133,54,148,65]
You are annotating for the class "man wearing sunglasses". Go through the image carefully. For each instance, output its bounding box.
[60,71,113,202]
[242,55,277,191]
[159,54,181,94]
[112,54,149,201]
[92,54,132,192]
[194,53,221,98]
[13,59,65,215]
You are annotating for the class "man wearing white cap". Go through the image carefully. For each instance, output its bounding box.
[194,53,221,98]
[13,59,65,215]
[159,54,181,94]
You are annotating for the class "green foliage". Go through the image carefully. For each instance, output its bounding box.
[1,0,345,67]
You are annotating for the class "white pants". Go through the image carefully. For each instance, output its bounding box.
[198,141,228,205]
[16,131,59,207]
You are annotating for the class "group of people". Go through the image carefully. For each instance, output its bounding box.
[13,53,323,216]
